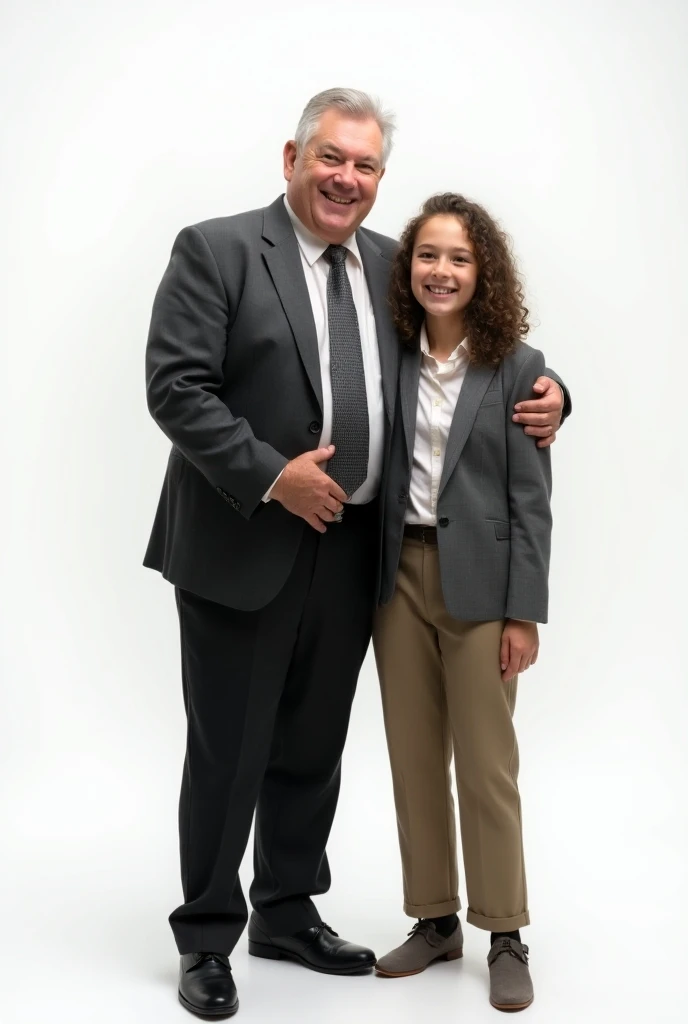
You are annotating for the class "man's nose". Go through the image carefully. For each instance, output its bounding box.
[333,162,357,189]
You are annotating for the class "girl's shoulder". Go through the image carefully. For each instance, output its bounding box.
[499,340,546,386]
[502,339,545,368]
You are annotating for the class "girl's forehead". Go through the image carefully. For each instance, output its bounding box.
[416,215,473,249]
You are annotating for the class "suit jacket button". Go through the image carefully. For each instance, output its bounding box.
[216,486,227,497]
[308,420,322,434]
[398,491,407,503]
[438,517,449,527]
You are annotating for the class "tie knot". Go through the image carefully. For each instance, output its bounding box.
[325,244,348,266]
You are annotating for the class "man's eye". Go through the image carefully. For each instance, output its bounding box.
[321,154,338,162]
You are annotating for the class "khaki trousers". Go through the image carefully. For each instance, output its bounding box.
[373,538,529,932]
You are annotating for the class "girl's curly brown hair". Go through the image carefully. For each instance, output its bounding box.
[389,193,530,366]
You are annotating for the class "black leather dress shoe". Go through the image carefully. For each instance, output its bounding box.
[178,952,239,1017]
[248,912,376,975]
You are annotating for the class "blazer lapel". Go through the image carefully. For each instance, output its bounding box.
[400,345,422,470]
[439,363,497,496]
[357,230,399,425]
[262,197,323,412]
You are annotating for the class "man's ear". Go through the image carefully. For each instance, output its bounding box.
[283,140,297,182]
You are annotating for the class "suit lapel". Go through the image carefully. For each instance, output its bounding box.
[400,345,422,470]
[262,198,323,412]
[357,230,399,425]
[439,362,497,496]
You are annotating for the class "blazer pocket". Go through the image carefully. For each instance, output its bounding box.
[489,521,511,540]
[479,390,504,408]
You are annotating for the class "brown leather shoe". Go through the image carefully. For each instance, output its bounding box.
[375,920,463,978]
[487,937,534,1011]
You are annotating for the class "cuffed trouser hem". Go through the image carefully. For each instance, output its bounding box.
[467,908,530,932]
[404,897,461,918]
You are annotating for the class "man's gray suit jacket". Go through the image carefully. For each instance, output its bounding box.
[144,196,399,611]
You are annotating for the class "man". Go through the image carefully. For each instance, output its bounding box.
[144,87,569,1018]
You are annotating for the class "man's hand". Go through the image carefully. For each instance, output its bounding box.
[271,445,347,533]
[512,376,564,448]
[500,620,539,682]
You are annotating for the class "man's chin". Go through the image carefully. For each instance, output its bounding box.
[314,209,361,242]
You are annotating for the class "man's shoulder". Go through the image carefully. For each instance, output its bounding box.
[191,206,266,244]
[359,225,399,260]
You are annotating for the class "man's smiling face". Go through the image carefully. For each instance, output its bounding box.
[284,109,385,244]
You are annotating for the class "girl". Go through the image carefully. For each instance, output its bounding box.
[373,193,560,1012]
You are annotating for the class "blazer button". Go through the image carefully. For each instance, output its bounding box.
[438,517,449,528]
[398,491,407,503]
[308,420,322,434]
[216,486,227,497]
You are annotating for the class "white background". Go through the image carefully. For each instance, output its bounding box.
[2,0,687,1021]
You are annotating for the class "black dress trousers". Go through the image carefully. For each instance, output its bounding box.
[169,501,378,955]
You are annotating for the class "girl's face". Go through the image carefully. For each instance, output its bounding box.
[410,214,479,321]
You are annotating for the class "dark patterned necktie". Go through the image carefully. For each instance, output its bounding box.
[324,244,370,497]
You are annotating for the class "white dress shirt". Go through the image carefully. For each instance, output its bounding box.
[263,198,385,504]
[405,324,470,526]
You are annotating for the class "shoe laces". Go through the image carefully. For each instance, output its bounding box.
[194,952,230,968]
[491,938,529,965]
[407,919,436,939]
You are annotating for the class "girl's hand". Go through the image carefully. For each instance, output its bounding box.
[500,620,539,682]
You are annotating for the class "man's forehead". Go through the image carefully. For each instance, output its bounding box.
[309,114,383,160]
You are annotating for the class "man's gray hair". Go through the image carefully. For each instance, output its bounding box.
[294,88,396,167]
